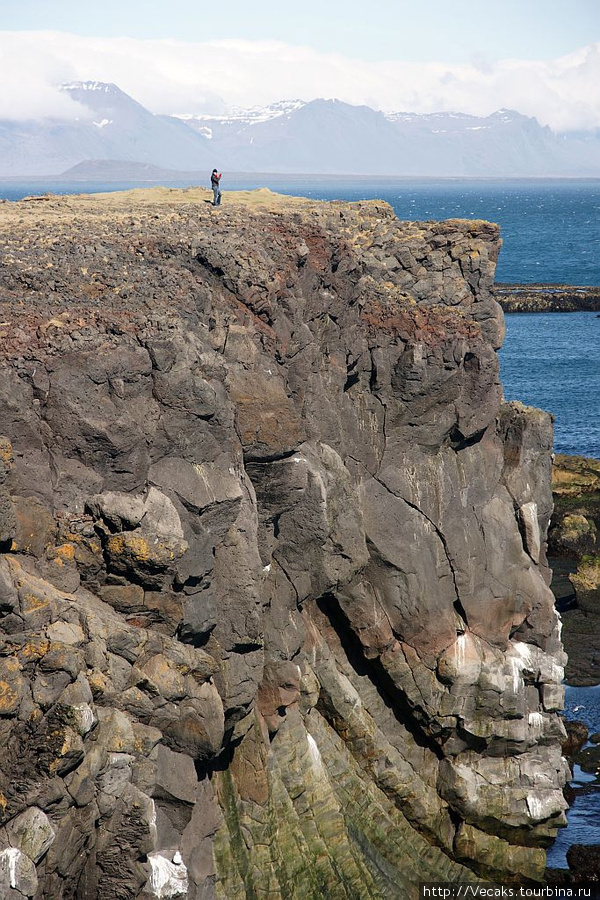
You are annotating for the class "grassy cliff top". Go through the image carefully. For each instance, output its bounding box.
[0,186,501,362]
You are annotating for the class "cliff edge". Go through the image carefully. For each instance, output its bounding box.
[0,187,567,899]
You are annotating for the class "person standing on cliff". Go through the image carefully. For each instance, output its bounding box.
[211,169,222,206]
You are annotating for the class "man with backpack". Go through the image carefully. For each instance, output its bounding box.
[211,169,222,206]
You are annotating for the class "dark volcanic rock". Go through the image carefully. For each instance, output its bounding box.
[566,844,600,880]
[0,188,567,898]
[494,283,600,314]
[574,743,600,775]
[562,720,589,757]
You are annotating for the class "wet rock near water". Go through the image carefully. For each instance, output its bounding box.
[566,844,600,880]
[0,187,569,897]
[561,720,589,758]
[574,744,600,777]
[546,843,600,886]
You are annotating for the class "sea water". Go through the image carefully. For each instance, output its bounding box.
[2,176,600,285]
[500,312,600,459]
[546,686,600,869]
[4,176,597,453]
[263,177,600,287]
[499,314,600,867]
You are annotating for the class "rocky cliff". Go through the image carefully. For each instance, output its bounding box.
[0,187,568,899]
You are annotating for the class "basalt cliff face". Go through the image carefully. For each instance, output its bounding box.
[0,188,568,899]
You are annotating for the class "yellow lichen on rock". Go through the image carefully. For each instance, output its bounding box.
[0,437,13,466]
[53,543,77,562]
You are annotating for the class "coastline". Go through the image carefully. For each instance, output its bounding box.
[550,454,600,688]
[495,283,600,313]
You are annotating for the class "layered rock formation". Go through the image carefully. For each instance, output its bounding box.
[0,188,568,899]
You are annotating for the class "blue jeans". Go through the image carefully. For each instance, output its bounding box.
[212,186,221,205]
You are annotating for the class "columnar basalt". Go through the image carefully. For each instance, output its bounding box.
[0,188,567,899]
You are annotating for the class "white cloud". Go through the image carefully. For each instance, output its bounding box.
[0,33,89,119]
[0,31,599,131]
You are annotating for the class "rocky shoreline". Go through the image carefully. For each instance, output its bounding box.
[0,187,571,897]
[549,455,600,687]
[545,457,600,883]
[494,283,600,313]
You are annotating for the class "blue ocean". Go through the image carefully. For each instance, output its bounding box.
[2,176,600,285]
[251,177,600,457]
[501,312,599,459]
[262,176,600,287]
[5,175,598,455]
[546,685,600,870]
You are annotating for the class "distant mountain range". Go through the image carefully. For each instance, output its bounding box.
[0,81,599,178]
[0,82,212,177]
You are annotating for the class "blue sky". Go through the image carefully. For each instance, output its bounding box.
[1,1,599,130]
[3,0,599,63]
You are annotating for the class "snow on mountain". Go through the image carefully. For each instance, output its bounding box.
[175,100,307,130]
[170,98,598,177]
[61,81,115,93]
[0,82,598,178]
[0,81,213,177]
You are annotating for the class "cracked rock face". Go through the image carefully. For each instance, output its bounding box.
[0,188,566,898]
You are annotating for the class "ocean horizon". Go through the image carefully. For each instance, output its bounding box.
[2,175,600,287]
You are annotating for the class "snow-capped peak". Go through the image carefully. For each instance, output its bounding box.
[174,100,306,127]
[61,81,118,94]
